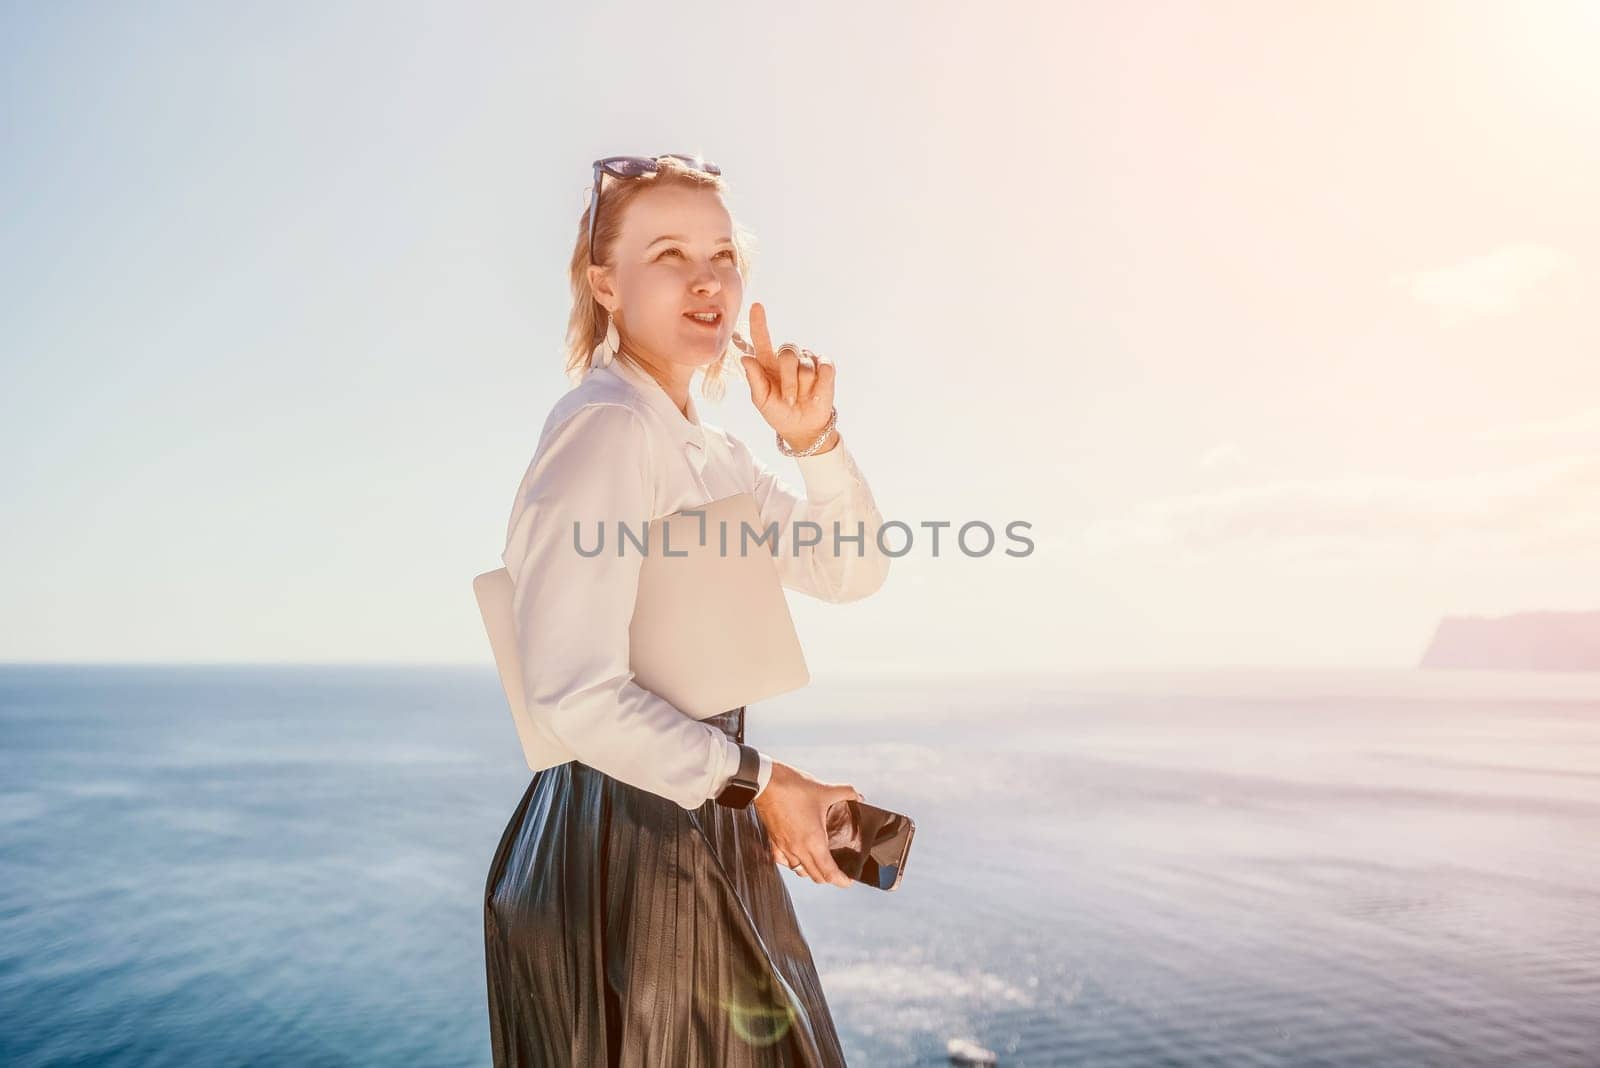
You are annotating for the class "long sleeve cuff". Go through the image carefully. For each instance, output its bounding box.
[756,751,773,798]
[791,432,865,501]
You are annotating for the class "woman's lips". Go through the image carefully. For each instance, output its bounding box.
[682,312,722,330]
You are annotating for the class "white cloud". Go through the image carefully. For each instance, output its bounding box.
[1474,406,1600,444]
[1197,442,1246,471]
[1076,451,1600,558]
[1389,242,1581,327]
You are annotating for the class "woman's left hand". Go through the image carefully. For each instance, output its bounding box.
[734,301,837,454]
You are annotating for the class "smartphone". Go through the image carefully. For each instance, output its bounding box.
[824,798,915,891]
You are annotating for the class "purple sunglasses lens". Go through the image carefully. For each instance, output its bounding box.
[599,155,720,179]
[603,158,656,177]
[666,154,720,174]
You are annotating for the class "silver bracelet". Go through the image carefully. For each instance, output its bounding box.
[775,407,839,457]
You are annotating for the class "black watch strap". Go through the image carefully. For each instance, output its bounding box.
[714,743,761,809]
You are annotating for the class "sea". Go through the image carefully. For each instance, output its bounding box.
[1,664,1596,1067]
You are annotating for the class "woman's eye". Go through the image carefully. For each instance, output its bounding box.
[656,247,734,263]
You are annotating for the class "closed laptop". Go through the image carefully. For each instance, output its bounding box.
[473,491,810,773]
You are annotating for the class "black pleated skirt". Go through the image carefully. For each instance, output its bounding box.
[483,707,849,1067]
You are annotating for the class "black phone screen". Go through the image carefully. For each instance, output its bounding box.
[824,798,915,891]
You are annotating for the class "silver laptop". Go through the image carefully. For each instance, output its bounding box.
[473,491,810,772]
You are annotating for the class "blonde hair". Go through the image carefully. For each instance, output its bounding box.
[563,157,758,402]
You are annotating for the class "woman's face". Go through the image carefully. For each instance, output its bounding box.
[590,184,744,375]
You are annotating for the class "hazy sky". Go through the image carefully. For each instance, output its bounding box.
[3,1,1596,674]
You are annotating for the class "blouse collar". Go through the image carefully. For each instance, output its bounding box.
[603,356,707,452]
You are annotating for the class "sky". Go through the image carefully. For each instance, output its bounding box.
[2,0,1597,675]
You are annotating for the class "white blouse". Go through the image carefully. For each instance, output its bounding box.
[500,354,890,811]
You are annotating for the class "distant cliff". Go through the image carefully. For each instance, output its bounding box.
[1419,610,1600,671]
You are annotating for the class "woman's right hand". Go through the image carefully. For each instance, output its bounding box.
[753,759,862,888]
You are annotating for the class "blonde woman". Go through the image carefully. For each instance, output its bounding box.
[483,154,891,1066]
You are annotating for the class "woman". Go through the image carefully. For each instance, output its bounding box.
[483,154,891,1067]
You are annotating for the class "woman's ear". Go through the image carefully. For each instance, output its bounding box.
[586,264,616,310]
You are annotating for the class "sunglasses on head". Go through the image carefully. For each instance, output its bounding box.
[587,154,723,266]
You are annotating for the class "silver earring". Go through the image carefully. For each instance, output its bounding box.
[591,313,620,369]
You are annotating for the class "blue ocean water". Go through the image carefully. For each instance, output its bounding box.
[1,664,1596,1067]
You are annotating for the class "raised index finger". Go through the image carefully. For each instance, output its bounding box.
[749,301,776,367]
